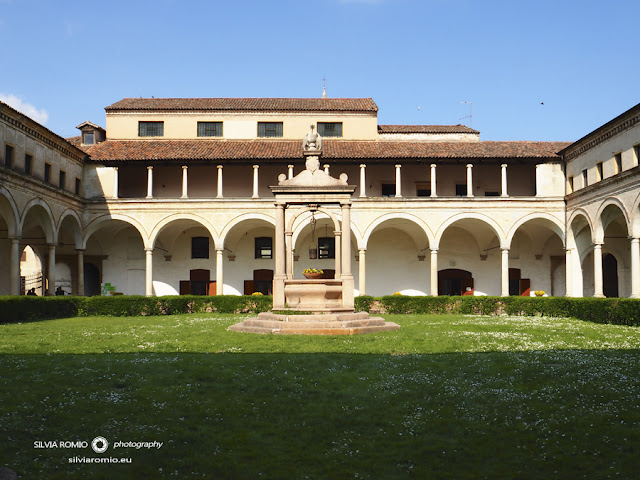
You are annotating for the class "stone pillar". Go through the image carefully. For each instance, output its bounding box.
[216,249,224,295]
[630,237,640,298]
[324,164,330,175]
[501,248,509,297]
[145,248,154,296]
[76,249,85,296]
[395,164,402,198]
[146,166,153,199]
[252,165,260,199]
[334,231,342,278]
[358,249,366,295]
[565,248,573,297]
[216,165,223,198]
[10,237,20,295]
[181,166,188,199]
[593,243,605,298]
[501,164,508,197]
[359,164,367,198]
[47,243,56,296]
[430,248,438,296]
[273,204,286,308]
[430,164,437,197]
[113,167,119,199]
[288,165,294,180]
[466,164,474,197]
[285,231,293,280]
[341,203,354,309]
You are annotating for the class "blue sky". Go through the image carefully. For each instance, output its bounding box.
[1,0,638,141]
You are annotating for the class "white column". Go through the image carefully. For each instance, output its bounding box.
[565,248,573,297]
[252,165,260,199]
[501,248,509,297]
[10,238,20,295]
[145,248,153,296]
[334,231,342,278]
[146,166,153,199]
[358,249,366,295]
[113,167,118,199]
[181,166,188,199]
[47,244,56,296]
[359,164,367,198]
[341,203,354,309]
[430,164,437,197]
[466,164,474,197]
[630,237,640,298]
[216,249,224,295]
[273,204,286,308]
[288,165,294,180]
[430,248,438,296]
[76,249,85,296]
[285,232,293,280]
[501,164,508,197]
[324,164,330,175]
[395,164,402,197]
[216,165,223,198]
[593,243,604,298]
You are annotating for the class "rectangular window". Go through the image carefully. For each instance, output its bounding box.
[257,122,283,138]
[59,170,66,189]
[255,237,273,259]
[614,153,622,174]
[317,122,342,138]
[381,184,396,197]
[582,169,588,188]
[456,184,468,197]
[82,132,95,145]
[568,176,574,194]
[318,237,335,259]
[197,122,223,137]
[44,163,51,183]
[596,162,603,181]
[484,191,500,197]
[191,237,209,259]
[4,144,13,168]
[24,154,32,175]
[416,183,431,197]
[138,121,164,137]
[75,178,81,195]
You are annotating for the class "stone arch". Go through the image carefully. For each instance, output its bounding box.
[595,198,631,243]
[506,212,565,248]
[19,198,56,244]
[289,208,361,251]
[434,212,506,249]
[149,213,218,250]
[631,190,640,237]
[362,212,433,250]
[83,214,148,249]
[57,209,84,249]
[0,186,19,238]
[219,213,275,251]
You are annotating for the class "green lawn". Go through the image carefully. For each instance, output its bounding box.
[1,314,640,479]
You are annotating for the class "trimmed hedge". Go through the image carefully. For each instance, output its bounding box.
[1,295,639,328]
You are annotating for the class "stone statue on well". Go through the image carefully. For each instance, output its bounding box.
[302,124,322,151]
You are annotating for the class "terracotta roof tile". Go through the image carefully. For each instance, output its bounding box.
[378,124,479,134]
[84,139,569,162]
[106,98,379,113]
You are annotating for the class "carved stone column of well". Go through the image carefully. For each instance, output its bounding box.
[341,203,354,308]
[395,164,402,198]
[334,230,342,279]
[216,165,223,198]
[430,164,437,197]
[324,164,330,175]
[565,248,573,297]
[181,166,188,199]
[358,248,366,295]
[113,167,119,199]
[501,164,508,197]
[76,249,85,296]
[252,165,260,199]
[466,164,474,197]
[501,248,509,297]
[145,248,154,296]
[47,243,56,296]
[273,204,286,308]
[288,165,294,180]
[10,237,20,295]
[430,248,438,296]
[359,164,367,198]
[593,243,605,298]
[630,237,640,298]
[216,249,224,295]
[285,231,293,280]
[146,166,153,199]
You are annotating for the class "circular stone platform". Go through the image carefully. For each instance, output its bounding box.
[228,311,399,335]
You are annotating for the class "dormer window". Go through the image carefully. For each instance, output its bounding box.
[76,121,106,145]
[82,132,94,145]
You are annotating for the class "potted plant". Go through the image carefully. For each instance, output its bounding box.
[303,268,324,279]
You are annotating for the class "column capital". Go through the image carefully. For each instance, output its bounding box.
[395,164,402,168]
[75,248,86,253]
[287,164,294,169]
[466,163,473,168]
[217,165,223,170]
[359,248,367,254]
[182,165,188,170]
[360,164,366,168]
[216,248,224,253]
[430,163,437,168]
[501,247,510,253]
[284,231,293,237]
[253,164,259,169]
[334,230,342,237]
[147,165,153,170]
[144,247,154,253]
[501,163,508,168]
[430,247,439,253]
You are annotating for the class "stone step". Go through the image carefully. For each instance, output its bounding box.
[273,323,400,336]
[243,318,387,329]
[258,311,370,322]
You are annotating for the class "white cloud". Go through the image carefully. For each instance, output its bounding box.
[0,94,49,125]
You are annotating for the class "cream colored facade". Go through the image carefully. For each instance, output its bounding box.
[1,97,638,299]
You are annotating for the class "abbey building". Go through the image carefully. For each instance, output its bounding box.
[1,97,638,298]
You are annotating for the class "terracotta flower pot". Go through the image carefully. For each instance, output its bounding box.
[303,272,323,279]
